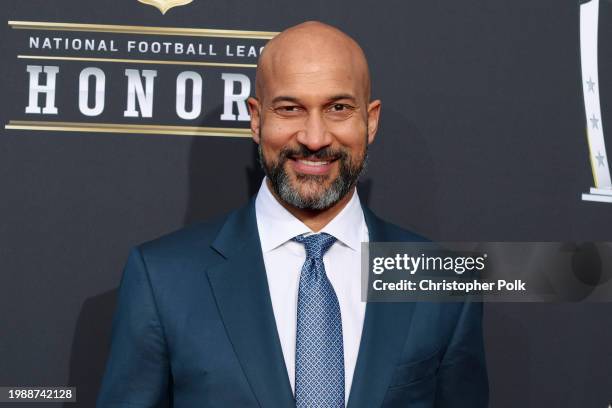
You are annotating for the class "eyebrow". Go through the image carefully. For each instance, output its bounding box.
[270,94,359,105]
[271,96,301,104]
[328,94,358,104]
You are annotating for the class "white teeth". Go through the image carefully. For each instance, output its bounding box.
[299,160,329,166]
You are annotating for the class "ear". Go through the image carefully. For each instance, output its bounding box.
[247,97,261,144]
[366,99,382,145]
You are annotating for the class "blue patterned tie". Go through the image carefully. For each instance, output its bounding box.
[293,233,344,408]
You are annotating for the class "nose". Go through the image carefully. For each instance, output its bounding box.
[295,111,332,152]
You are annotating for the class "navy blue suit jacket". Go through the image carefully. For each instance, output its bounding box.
[97,199,488,407]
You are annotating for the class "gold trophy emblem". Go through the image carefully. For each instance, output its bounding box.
[138,0,193,14]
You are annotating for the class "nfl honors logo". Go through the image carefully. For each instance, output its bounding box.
[138,0,193,14]
[580,0,612,203]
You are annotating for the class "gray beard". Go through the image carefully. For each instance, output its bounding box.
[258,142,368,210]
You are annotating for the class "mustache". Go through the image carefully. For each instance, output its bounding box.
[277,145,348,161]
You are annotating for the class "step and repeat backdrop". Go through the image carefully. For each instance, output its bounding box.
[1,0,611,406]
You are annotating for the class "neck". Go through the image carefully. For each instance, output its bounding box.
[266,178,355,232]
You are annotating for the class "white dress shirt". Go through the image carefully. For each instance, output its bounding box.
[255,178,368,404]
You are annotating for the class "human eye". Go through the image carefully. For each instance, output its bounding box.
[326,103,355,118]
[330,103,348,112]
[274,105,303,116]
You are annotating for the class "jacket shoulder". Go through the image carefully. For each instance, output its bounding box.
[137,212,228,262]
[381,220,430,242]
[363,205,430,242]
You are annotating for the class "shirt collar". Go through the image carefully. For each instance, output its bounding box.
[255,178,365,253]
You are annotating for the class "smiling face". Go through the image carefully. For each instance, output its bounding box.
[248,21,381,211]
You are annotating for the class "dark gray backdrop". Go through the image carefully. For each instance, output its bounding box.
[1,0,611,407]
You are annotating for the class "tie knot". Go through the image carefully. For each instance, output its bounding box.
[293,233,337,259]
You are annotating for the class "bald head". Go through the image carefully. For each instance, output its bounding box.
[247,21,382,218]
[255,21,371,103]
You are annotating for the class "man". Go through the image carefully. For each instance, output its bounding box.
[97,21,488,407]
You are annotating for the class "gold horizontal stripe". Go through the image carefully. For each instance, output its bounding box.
[18,55,257,68]
[8,20,278,40]
[8,121,251,132]
[5,120,252,138]
[9,120,252,133]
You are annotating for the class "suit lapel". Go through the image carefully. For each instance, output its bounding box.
[205,200,419,408]
[206,200,295,408]
[347,207,418,408]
